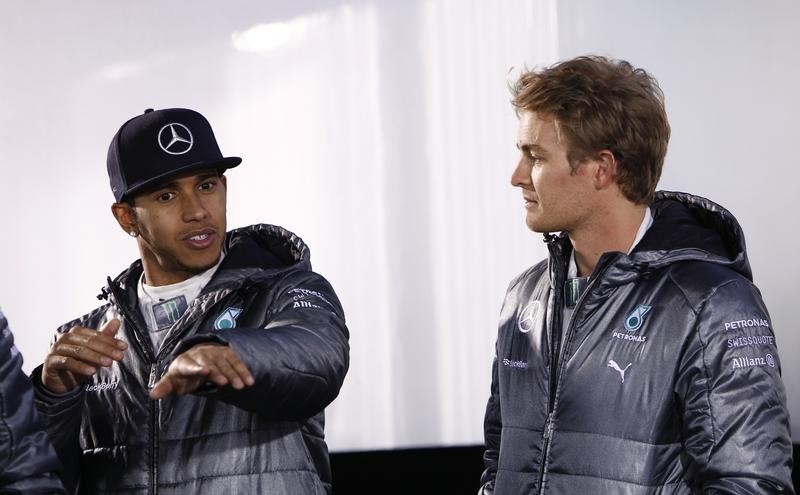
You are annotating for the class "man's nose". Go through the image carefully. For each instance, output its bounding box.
[182,192,208,222]
[511,158,532,188]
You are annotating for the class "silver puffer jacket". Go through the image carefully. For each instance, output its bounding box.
[480,192,793,494]
[0,311,64,494]
[32,224,349,495]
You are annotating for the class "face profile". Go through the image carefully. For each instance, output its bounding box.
[512,111,599,235]
[480,55,793,494]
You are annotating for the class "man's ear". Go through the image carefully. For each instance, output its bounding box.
[593,150,618,190]
[111,202,138,237]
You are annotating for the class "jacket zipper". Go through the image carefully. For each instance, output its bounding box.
[144,290,237,493]
[535,255,614,494]
[535,251,565,493]
[106,278,159,495]
[536,294,561,492]
[148,364,159,495]
[103,277,245,494]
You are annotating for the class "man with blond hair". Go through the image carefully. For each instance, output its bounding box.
[480,56,793,493]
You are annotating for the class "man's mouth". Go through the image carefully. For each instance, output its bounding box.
[183,230,217,249]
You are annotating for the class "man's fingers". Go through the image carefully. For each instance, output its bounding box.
[186,358,230,388]
[151,362,211,399]
[149,377,174,400]
[193,349,252,389]
[226,354,254,387]
[99,318,121,336]
[151,375,205,399]
[42,323,126,394]
[98,319,127,350]
[167,357,208,377]
[59,343,115,367]
[46,354,97,377]
[208,359,239,388]
[55,334,124,364]
[62,325,127,357]
[148,346,255,400]
[150,357,210,399]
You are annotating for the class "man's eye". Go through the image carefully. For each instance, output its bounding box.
[157,192,175,202]
[199,181,216,191]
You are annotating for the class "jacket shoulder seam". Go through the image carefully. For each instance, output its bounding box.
[667,264,748,315]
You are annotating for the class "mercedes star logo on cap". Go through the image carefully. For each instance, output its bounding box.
[158,123,194,155]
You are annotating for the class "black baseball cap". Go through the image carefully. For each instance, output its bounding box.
[107,108,241,202]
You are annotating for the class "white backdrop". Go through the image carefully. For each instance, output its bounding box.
[0,0,798,451]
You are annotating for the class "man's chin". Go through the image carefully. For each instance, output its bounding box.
[526,218,547,233]
[526,212,563,234]
[181,252,223,274]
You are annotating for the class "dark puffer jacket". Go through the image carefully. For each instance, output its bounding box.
[32,224,349,495]
[480,192,793,494]
[0,311,65,494]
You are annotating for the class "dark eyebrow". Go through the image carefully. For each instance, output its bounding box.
[150,173,220,193]
[195,172,220,182]
[149,181,179,194]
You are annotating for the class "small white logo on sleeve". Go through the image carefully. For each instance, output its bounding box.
[723,318,770,332]
[731,354,777,370]
[607,359,632,383]
[288,288,332,309]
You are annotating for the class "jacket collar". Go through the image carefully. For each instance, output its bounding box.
[102,223,310,300]
[541,191,752,285]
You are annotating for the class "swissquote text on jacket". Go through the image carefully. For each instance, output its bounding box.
[32,224,350,494]
[480,192,793,494]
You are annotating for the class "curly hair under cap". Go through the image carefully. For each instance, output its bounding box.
[512,55,670,204]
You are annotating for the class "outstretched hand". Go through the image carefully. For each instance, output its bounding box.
[149,344,254,400]
[42,319,126,394]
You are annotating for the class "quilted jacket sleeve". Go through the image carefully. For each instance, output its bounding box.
[478,353,500,495]
[0,311,65,494]
[675,279,794,494]
[29,370,83,495]
[180,269,350,420]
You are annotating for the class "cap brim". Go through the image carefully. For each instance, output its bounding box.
[122,156,241,201]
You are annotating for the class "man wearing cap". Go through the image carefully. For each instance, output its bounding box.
[31,108,349,494]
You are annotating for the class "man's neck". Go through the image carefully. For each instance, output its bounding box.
[568,203,648,277]
[141,262,195,287]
